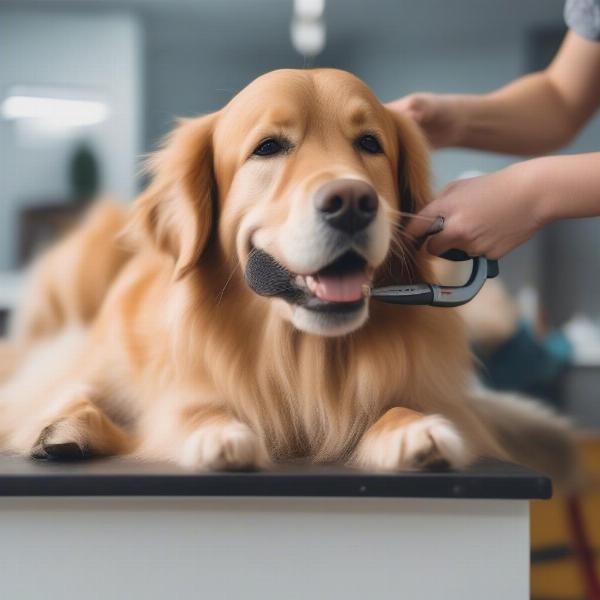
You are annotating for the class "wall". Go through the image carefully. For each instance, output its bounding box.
[0,10,142,269]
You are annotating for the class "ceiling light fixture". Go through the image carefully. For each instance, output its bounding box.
[1,90,108,128]
[291,0,326,59]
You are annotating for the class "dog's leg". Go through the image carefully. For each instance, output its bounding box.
[353,407,474,471]
[0,341,22,384]
[27,385,132,460]
[167,405,269,471]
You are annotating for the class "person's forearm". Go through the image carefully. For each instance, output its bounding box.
[454,72,576,155]
[519,153,600,224]
[452,32,600,155]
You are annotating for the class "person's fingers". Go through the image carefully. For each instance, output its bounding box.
[387,94,429,116]
[425,231,462,256]
[405,109,425,124]
[386,98,407,111]
[403,194,450,238]
[403,207,442,242]
[387,95,416,111]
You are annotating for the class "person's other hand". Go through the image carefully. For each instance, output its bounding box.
[387,93,465,148]
[405,166,544,259]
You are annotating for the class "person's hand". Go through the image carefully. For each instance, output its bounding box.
[387,93,466,148]
[405,165,545,260]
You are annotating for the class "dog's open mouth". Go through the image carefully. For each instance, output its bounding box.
[245,247,374,313]
[295,251,373,304]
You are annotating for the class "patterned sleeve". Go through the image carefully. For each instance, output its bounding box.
[564,0,600,41]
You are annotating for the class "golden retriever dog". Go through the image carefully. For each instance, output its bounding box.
[0,69,574,480]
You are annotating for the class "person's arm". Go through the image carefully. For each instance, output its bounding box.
[389,31,600,154]
[406,152,600,259]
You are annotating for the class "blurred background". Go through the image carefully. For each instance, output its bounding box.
[0,1,599,597]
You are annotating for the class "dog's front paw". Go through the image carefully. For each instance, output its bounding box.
[356,413,473,472]
[30,391,131,461]
[180,421,268,471]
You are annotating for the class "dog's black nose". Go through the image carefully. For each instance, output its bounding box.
[314,179,379,234]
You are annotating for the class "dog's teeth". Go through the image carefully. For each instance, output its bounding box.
[305,276,317,293]
[294,275,307,290]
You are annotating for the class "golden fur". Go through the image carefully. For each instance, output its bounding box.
[0,70,575,480]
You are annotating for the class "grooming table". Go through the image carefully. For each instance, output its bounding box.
[0,457,549,600]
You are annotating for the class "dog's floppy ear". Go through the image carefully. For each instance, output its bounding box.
[130,112,219,279]
[387,110,433,215]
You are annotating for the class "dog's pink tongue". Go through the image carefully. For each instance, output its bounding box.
[314,271,369,302]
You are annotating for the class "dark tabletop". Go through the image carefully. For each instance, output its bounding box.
[0,455,551,499]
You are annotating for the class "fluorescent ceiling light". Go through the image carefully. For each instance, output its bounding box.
[1,95,108,127]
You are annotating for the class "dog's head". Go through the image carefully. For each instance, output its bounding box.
[134,69,432,336]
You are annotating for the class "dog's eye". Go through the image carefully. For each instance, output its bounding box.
[253,138,284,157]
[357,134,383,154]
